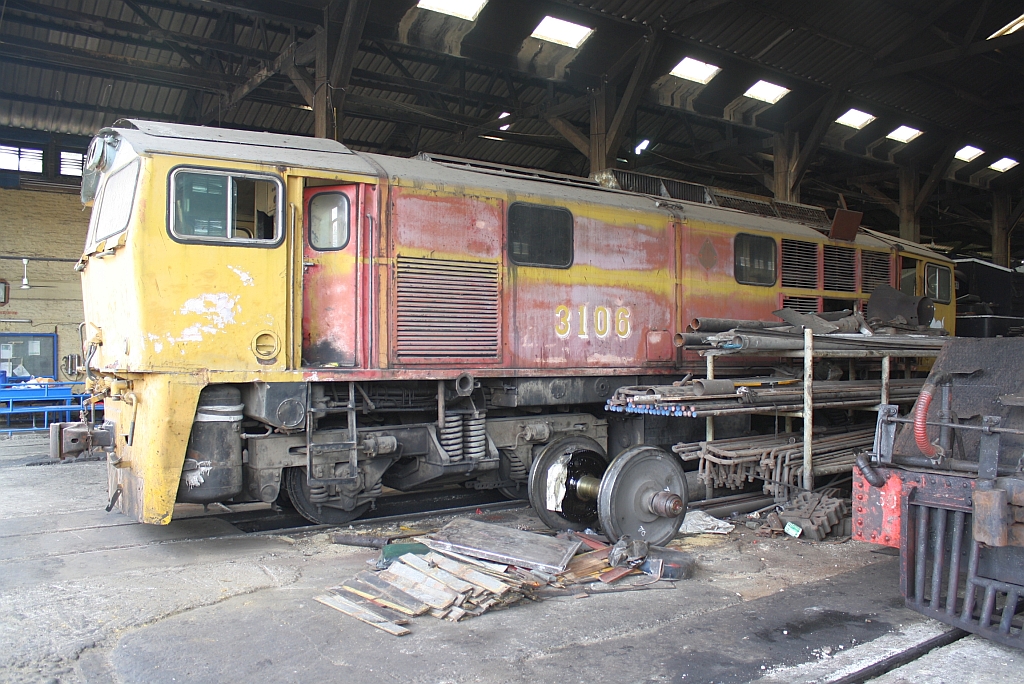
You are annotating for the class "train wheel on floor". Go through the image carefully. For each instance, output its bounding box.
[527,436,608,531]
[283,467,371,525]
[597,445,688,547]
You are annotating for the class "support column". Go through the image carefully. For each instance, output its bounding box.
[314,29,330,139]
[899,163,921,243]
[589,86,614,174]
[773,131,797,202]
[993,190,1011,267]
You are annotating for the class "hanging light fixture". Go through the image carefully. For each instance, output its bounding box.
[21,258,31,289]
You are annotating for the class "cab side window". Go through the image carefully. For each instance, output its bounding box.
[170,169,282,244]
[308,192,350,251]
[734,233,777,286]
[925,263,952,303]
[507,203,573,268]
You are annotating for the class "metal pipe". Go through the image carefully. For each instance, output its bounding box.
[803,327,814,491]
[690,317,788,332]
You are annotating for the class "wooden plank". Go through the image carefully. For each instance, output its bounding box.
[348,571,431,615]
[425,552,512,596]
[378,569,457,610]
[336,580,426,617]
[387,561,465,605]
[562,549,612,583]
[598,566,635,584]
[398,553,481,596]
[314,594,410,636]
[328,589,411,624]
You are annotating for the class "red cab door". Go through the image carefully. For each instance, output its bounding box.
[302,185,360,366]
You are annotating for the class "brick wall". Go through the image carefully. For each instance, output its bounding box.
[0,187,91,380]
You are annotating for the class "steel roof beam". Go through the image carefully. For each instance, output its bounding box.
[867,29,1024,80]
[129,0,321,32]
[0,35,241,92]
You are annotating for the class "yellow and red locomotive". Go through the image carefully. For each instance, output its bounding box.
[60,120,954,534]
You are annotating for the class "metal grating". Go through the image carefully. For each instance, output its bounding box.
[782,296,819,314]
[710,190,779,218]
[395,256,500,359]
[781,239,819,289]
[609,170,711,204]
[775,201,831,228]
[861,250,892,293]
[824,245,857,292]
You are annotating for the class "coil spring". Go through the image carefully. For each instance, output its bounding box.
[504,449,527,481]
[439,413,464,461]
[463,414,487,460]
[308,483,330,504]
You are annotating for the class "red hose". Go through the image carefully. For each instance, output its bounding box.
[914,384,937,456]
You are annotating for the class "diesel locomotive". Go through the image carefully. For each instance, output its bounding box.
[56,120,955,537]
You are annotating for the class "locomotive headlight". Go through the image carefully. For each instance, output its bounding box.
[85,134,118,172]
[252,331,280,359]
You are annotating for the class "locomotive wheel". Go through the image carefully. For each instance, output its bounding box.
[597,445,688,547]
[284,467,371,525]
[527,436,608,531]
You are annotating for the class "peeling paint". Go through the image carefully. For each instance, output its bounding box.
[180,293,239,327]
[228,266,255,286]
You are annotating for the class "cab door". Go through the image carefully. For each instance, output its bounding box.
[302,185,360,366]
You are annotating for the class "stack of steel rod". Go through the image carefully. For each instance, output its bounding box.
[606,378,924,418]
[673,428,874,497]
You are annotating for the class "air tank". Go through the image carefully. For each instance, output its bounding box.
[176,386,244,504]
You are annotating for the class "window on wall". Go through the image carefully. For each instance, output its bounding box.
[308,192,351,251]
[171,169,282,244]
[60,151,84,177]
[734,233,776,286]
[0,145,43,173]
[507,202,573,268]
[925,263,952,304]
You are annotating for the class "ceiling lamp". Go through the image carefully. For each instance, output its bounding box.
[954,145,984,162]
[416,0,488,22]
[835,109,876,129]
[990,157,1019,172]
[886,126,923,143]
[530,16,593,49]
[743,80,789,104]
[670,57,721,85]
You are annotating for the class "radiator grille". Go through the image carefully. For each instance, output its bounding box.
[824,245,857,292]
[710,190,779,218]
[781,239,819,289]
[782,296,819,314]
[860,250,891,293]
[395,257,500,359]
[775,202,831,228]
[610,170,711,203]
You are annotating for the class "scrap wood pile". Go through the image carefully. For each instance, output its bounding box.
[318,518,693,636]
[673,428,875,497]
[606,378,925,418]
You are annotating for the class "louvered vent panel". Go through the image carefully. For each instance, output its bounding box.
[861,250,892,293]
[710,190,780,218]
[823,245,857,292]
[781,239,819,289]
[783,296,819,314]
[395,257,500,359]
[610,170,711,203]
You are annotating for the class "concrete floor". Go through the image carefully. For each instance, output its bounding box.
[1,435,1021,684]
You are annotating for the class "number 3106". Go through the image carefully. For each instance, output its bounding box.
[555,305,631,339]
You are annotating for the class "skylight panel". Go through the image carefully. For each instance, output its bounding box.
[990,157,1019,172]
[670,57,721,85]
[498,112,510,131]
[530,16,593,49]
[886,125,922,143]
[416,0,488,22]
[835,109,876,129]
[989,12,1024,39]
[635,139,650,155]
[955,145,984,162]
[743,80,789,104]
